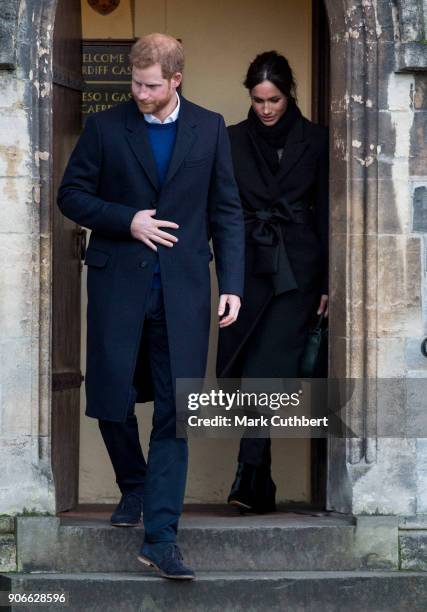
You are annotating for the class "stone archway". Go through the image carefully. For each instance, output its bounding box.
[324,0,427,514]
[1,0,426,516]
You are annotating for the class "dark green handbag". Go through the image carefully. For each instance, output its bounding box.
[299,313,328,378]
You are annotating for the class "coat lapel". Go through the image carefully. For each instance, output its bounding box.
[164,97,197,186]
[246,128,281,205]
[275,117,308,182]
[125,100,160,191]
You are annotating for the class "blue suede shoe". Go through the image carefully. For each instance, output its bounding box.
[138,542,195,580]
[110,493,143,527]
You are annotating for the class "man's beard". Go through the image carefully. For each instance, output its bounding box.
[135,91,173,115]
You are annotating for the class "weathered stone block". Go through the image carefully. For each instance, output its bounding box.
[347,234,380,338]
[377,108,413,184]
[405,337,427,370]
[0,534,16,572]
[414,75,427,111]
[378,179,409,234]
[330,111,348,182]
[0,437,54,515]
[412,185,427,233]
[329,42,347,114]
[0,109,30,177]
[410,110,427,176]
[0,517,14,533]
[396,41,427,72]
[406,379,427,438]
[328,334,347,379]
[377,235,423,336]
[352,438,417,515]
[415,439,427,513]
[377,337,406,377]
[343,7,381,44]
[354,516,399,569]
[348,40,379,107]
[0,339,32,435]
[376,377,407,437]
[372,0,400,42]
[329,232,347,340]
[0,175,34,234]
[386,71,416,113]
[400,531,427,571]
[348,108,382,182]
[396,0,425,43]
[0,73,25,108]
[0,234,33,340]
[329,179,347,235]
[329,335,379,379]
[0,0,19,69]
[378,41,397,110]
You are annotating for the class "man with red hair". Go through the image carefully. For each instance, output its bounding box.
[58,33,244,580]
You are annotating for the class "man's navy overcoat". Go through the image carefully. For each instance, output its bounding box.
[57,97,244,422]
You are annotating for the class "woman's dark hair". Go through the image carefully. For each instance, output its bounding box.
[244,51,297,101]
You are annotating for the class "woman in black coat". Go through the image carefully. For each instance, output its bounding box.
[217,51,329,513]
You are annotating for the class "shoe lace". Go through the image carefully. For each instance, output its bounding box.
[168,544,183,562]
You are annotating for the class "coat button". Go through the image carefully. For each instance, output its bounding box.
[140,261,148,268]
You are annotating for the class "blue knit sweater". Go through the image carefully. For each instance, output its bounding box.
[145,121,178,288]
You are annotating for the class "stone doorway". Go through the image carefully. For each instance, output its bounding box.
[1,0,426,519]
[64,0,332,511]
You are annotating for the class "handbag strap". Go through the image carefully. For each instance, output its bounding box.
[314,313,328,331]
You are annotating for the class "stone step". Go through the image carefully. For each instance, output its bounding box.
[1,570,427,612]
[16,511,398,573]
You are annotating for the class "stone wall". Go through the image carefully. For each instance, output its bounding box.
[0,517,16,572]
[0,0,55,518]
[326,0,427,515]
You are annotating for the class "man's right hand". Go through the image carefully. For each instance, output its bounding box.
[130,209,179,251]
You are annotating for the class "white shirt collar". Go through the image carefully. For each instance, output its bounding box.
[144,93,180,124]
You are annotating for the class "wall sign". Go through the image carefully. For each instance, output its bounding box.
[82,39,135,117]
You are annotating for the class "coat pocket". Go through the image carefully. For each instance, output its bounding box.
[84,248,111,268]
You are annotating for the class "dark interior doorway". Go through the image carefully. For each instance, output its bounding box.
[310,0,330,509]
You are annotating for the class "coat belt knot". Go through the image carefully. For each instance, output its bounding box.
[244,199,311,295]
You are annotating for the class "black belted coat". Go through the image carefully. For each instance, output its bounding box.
[217,112,328,379]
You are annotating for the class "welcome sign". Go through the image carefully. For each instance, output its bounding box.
[82,39,135,117]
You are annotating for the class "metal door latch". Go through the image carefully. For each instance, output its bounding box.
[75,227,87,261]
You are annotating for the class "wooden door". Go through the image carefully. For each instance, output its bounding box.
[311,0,330,510]
[51,0,83,512]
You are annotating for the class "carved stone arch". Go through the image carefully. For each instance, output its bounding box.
[321,0,383,512]
[323,0,427,514]
[396,0,427,43]
[14,0,59,512]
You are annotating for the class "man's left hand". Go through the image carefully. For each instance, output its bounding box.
[218,294,241,328]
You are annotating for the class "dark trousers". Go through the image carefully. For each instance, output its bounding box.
[238,289,316,468]
[98,288,188,543]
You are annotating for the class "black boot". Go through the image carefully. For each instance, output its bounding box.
[228,462,276,513]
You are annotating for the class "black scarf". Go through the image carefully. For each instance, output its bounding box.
[247,99,302,174]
